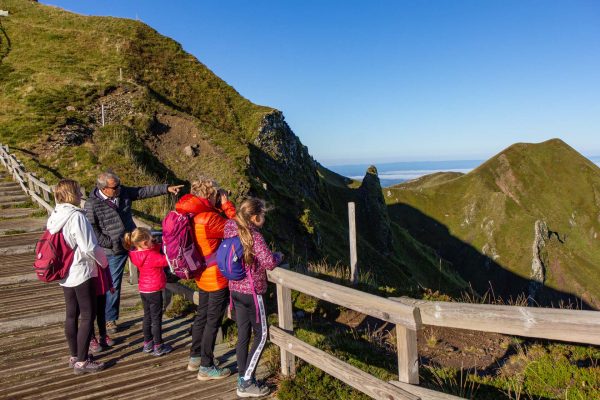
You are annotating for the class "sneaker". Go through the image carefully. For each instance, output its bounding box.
[73,359,104,375]
[89,337,105,354]
[236,377,270,398]
[187,356,201,371]
[142,340,154,353]
[69,354,93,368]
[106,320,118,334]
[197,365,231,381]
[100,335,115,347]
[152,343,173,357]
[187,356,220,371]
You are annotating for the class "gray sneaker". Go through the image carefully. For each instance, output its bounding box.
[73,359,104,375]
[237,377,270,398]
[188,356,220,371]
[197,365,231,381]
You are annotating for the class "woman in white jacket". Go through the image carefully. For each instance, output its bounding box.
[47,179,108,374]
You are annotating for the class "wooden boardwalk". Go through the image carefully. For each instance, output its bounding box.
[0,175,271,400]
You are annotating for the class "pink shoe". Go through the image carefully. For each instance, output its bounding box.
[89,337,105,354]
[100,335,115,347]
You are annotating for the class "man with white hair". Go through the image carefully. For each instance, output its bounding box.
[84,171,183,334]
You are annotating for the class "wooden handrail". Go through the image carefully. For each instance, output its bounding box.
[267,267,423,390]
[270,326,421,400]
[267,268,421,329]
[0,144,54,212]
[391,297,600,345]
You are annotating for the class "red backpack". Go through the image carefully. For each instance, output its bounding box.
[162,211,205,279]
[33,228,76,282]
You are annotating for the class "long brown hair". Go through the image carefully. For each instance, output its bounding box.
[235,198,267,268]
[123,227,153,250]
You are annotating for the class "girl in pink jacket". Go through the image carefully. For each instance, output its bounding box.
[225,198,283,397]
[125,228,172,357]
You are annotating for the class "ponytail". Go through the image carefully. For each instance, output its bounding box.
[123,228,152,250]
[235,198,267,269]
[123,232,133,250]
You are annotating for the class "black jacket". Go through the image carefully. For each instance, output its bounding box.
[84,184,168,255]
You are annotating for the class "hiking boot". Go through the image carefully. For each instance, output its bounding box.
[106,320,118,334]
[142,340,154,353]
[73,359,104,375]
[236,377,270,397]
[89,337,105,354]
[100,335,114,347]
[197,365,231,381]
[152,343,173,357]
[187,356,220,371]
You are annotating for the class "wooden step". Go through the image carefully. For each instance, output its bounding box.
[0,217,46,235]
[0,208,39,219]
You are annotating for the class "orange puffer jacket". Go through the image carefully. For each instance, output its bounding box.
[175,194,236,292]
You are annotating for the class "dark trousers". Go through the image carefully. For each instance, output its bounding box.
[140,291,163,345]
[190,287,229,367]
[95,293,107,338]
[63,278,97,362]
[105,253,128,322]
[232,291,268,380]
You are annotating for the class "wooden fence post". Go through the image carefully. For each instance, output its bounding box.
[129,259,138,284]
[276,284,295,377]
[39,177,50,202]
[396,324,419,384]
[348,202,358,284]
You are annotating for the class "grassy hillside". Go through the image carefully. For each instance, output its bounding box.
[0,0,466,295]
[387,139,600,308]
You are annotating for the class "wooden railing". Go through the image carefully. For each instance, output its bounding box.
[0,144,56,213]
[266,268,600,400]
[392,297,600,346]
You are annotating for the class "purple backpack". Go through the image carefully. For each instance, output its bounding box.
[162,211,205,279]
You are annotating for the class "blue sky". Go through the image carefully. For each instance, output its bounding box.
[42,0,600,165]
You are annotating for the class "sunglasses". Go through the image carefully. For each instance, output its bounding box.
[105,184,120,190]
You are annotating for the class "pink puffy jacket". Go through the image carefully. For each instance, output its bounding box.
[129,244,168,293]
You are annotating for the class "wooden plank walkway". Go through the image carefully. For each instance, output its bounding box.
[0,175,272,399]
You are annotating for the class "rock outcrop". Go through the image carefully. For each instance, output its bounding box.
[357,166,394,256]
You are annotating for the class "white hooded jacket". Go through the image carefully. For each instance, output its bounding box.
[46,203,108,287]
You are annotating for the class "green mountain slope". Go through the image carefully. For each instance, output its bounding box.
[387,139,600,308]
[0,0,466,295]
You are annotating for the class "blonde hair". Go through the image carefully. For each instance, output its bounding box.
[123,227,153,250]
[191,176,219,200]
[235,198,267,268]
[54,179,81,206]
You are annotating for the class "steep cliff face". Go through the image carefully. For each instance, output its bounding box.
[252,110,324,204]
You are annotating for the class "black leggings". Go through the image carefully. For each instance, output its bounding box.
[141,291,163,345]
[232,291,268,380]
[93,294,107,338]
[190,287,229,367]
[62,278,97,362]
